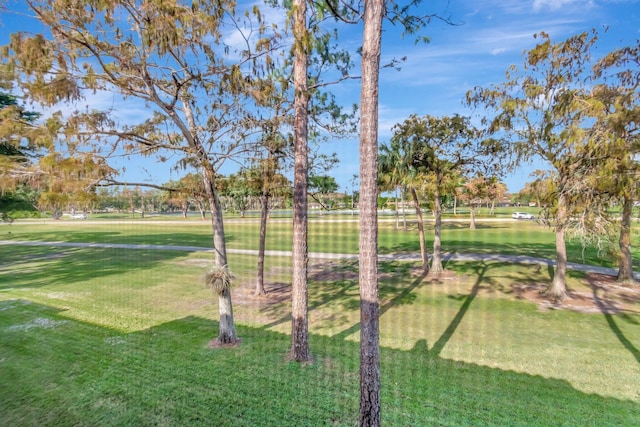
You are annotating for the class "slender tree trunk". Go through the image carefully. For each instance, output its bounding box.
[617,195,635,284]
[181,95,237,345]
[359,0,383,424]
[352,193,356,216]
[256,187,269,296]
[402,190,407,231]
[431,190,443,274]
[489,199,495,216]
[410,187,429,273]
[290,0,311,362]
[394,188,399,230]
[203,170,238,344]
[453,195,457,215]
[546,194,568,301]
[469,205,476,230]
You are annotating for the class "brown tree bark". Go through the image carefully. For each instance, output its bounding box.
[469,205,476,230]
[256,188,269,296]
[203,169,238,344]
[290,0,311,362]
[546,194,568,301]
[182,97,238,345]
[359,0,383,424]
[394,188,400,230]
[617,195,635,284]
[402,191,407,231]
[410,187,429,273]
[431,189,443,274]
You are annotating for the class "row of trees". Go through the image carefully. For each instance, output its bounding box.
[375,30,639,304]
[379,113,507,274]
[468,30,639,298]
[2,1,638,424]
[4,158,516,220]
[0,1,437,423]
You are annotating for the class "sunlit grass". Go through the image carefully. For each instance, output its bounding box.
[1,242,639,425]
[3,216,638,268]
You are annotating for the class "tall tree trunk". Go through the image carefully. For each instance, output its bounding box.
[394,188,399,230]
[402,190,407,231]
[469,205,476,230]
[352,193,356,216]
[203,170,238,344]
[256,187,269,296]
[546,194,568,301]
[617,194,635,284]
[489,199,495,216]
[359,0,383,424]
[410,187,429,273]
[431,190,443,274]
[182,95,237,345]
[453,195,457,215]
[290,0,311,362]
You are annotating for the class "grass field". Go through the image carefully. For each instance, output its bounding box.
[3,213,638,266]
[1,218,639,425]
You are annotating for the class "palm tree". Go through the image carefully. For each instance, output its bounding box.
[379,136,431,273]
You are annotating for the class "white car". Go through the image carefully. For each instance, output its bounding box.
[71,213,88,219]
[512,212,534,220]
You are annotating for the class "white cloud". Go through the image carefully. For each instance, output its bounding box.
[532,0,595,11]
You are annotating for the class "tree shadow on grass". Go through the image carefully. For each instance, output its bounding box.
[588,276,640,364]
[443,260,547,298]
[1,300,639,426]
[259,260,361,330]
[427,261,493,358]
[332,267,428,341]
[260,259,427,334]
[0,244,194,291]
[2,229,237,248]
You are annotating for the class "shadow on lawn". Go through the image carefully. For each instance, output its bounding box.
[259,260,362,330]
[1,300,639,426]
[2,229,236,248]
[0,244,192,290]
[588,276,640,364]
[259,259,428,334]
[380,238,557,261]
[380,233,626,269]
[332,266,428,341]
[427,262,491,358]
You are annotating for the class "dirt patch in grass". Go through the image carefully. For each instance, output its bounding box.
[512,273,640,314]
[233,260,358,308]
[234,282,291,307]
[232,260,640,317]
[207,338,242,349]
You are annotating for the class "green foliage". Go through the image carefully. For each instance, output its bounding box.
[309,174,338,194]
[0,185,40,221]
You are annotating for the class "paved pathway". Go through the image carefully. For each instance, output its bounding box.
[2,239,637,280]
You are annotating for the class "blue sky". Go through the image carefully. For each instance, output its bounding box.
[1,0,639,194]
[339,0,640,193]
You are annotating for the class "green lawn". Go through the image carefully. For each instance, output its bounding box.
[3,215,638,267]
[1,233,639,425]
